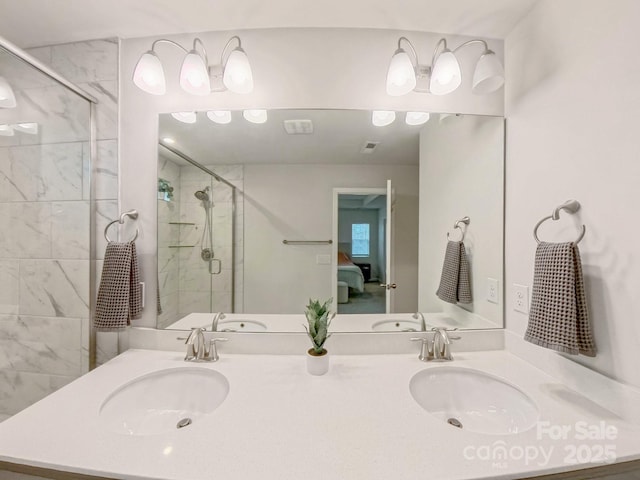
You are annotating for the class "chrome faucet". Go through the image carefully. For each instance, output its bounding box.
[412,312,427,331]
[432,328,461,361]
[411,328,460,362]
[184,327,228,362]
[184,327,205,361]
[212,312,226,332]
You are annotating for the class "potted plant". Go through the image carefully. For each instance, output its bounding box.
[303,298,335,375]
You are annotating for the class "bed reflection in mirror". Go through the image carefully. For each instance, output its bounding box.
[156,109,504,332]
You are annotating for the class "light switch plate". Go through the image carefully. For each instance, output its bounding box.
[514,284,529,314]
[487,278,499,304]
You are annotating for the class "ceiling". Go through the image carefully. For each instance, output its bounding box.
[158,109,422,166]
[0,0,537,48]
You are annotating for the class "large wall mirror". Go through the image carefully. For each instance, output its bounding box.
[156,109,504,333]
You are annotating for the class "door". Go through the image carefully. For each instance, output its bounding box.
[383,179,395,313]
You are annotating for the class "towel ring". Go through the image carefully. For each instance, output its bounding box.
[533,200,586,244]
[447,216,470,242]
[104,210,139,243]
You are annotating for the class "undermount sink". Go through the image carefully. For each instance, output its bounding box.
[371,319,423,332]
[218,320,268,332]
[99,367,229,436]
[409,367,539,435]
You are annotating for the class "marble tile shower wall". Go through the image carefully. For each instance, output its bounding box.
[0,39,119,419]
[156,162,244,329]
[177,165,241,318]
[157,155,181,329]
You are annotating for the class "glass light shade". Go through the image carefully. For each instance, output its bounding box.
[207,110,232,124]
[429,50,462,95]
[161,137,176,144]
[223,48,254,94]
[372,110,396,127]
[386,49,416,96]
[472,51,505,95]
[0,76,17,108]
[171,111,197,124]
[405,112,430,126]
[13,122,38,135]
[132,51,166,96]
[0,124,14,136]
[243,109,267,124]
[180,50,211,96]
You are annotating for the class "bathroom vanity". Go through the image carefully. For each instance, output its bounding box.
[1,344,639,480]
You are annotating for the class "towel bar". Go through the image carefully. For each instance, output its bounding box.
[283,240,333,245]
[104,210,139,243]
[533,200,586,244]
[447,216,470,242]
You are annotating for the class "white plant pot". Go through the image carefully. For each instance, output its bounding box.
[306,349,329,376]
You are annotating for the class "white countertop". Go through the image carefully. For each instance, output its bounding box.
[1,349,639,480]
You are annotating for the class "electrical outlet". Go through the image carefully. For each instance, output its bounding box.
[513,284,529,314]
[487,278,499,304]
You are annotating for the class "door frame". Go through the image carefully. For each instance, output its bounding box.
[332,187,387,312]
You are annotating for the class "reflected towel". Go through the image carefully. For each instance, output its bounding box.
[524,242,596,356]
[436,240,472,304]
[94,241,142,331]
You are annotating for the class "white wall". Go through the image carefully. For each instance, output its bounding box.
[418,115,504,327]
[119,27,504,327]
[243,164,418,313]
[505,0,640,387]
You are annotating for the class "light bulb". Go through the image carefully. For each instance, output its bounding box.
[180,50,211,96]
[405,112,430,126]
[223,48,254,94]
[243,109,267,124]
[429,50,461,95]
[132,51,166,96]
[0,125,14,136]
[372,111,396,127]
[472,51,505,95]
[13,122,38,134]
[386,49,416,96]
[207,110,232,124]
[171,112,197,124]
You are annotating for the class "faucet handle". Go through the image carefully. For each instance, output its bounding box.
[410,337,433,362]
[204,337,228,362]
[445,327,461,341]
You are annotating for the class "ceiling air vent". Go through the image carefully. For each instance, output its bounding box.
[283,119,313,135]
[360,141,380,154]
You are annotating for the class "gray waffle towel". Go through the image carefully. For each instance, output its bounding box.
[94,241,142,331]
[436,240,472,304]
[525,242,596,356]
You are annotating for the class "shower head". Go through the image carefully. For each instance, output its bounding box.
[194,187,210,202]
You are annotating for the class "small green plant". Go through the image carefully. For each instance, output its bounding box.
[304,297,335,355]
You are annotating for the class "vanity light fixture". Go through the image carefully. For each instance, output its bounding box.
[405,112,430,126]
[171,111,197,124]
[243,109,267,124]
[133,36,253,96]
[385,37,504,96]
[371,110,396,127]
[0,124,14,136]
[207,110,232,124]
[0,76,17,108]
[161,137,176,145]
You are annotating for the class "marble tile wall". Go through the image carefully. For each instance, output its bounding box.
[156,163,243,328]
[157,155,181,329]
[0,38,119,418]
